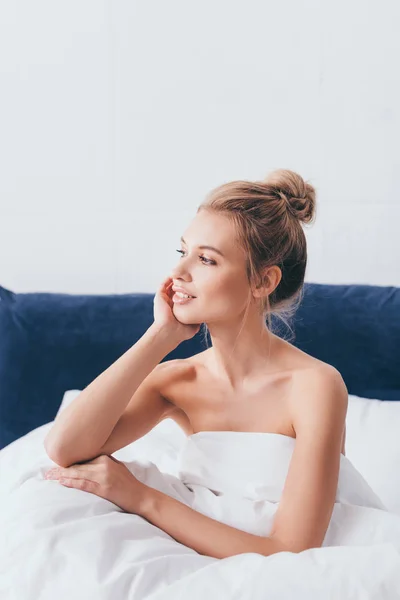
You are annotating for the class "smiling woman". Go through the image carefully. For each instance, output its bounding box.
[40,168,400,595]
[0,166,387,599]
[194,169,316,351]
[168,168,316,381]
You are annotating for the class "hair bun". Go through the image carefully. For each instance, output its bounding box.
[263,169,316,224]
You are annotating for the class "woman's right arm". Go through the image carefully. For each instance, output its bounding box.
[44,323,181,468]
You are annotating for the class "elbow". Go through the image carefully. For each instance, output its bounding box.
[44,438,103,468]
[44,445,61,467]
[43,430,62,462]
[44,437,75,468]
[274,539,320,555]
[44,439,68,467]
[267,534,306,555]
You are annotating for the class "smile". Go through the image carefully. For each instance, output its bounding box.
[172,293,196,304]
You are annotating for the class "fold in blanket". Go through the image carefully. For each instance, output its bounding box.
[2,426,400,600]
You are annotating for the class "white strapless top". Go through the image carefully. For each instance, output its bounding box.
[177,431,386,509]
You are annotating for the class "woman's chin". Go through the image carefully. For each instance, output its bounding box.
[172,304,201,323]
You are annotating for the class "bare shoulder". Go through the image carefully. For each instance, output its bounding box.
[289,363,348,451]
[154,348,208,382]
[294,360,346,383]
[153,356,198,385]
[290,363,348,416]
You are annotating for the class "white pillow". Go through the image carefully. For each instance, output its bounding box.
[346,394,400,514]
[59,391,400,513]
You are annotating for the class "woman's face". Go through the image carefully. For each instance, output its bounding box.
[170,210,253,325]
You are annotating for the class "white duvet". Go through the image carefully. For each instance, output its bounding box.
[2,416,400,599]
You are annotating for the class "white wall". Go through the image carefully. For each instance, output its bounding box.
[1,0,399,295]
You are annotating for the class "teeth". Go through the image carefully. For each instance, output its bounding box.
[176,292,193,299]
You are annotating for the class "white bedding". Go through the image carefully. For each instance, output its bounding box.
[2,393,400,599]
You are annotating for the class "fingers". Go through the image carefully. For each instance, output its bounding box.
[165,281,174,297]
[159,276,173,291]
[156,276,174,300]
[45,466,93,480]
[158,276,172,290]
[58,478,98,491]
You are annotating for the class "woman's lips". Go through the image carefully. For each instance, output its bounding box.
[172,293,196,305]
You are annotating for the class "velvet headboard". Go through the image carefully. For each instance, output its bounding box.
[1,282,399,450]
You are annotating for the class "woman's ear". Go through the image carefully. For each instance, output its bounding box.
[252,266,282,299]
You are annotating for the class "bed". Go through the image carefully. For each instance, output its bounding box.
[1,281,400,599]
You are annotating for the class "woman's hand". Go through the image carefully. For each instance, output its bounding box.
[44,454,148,514]
[153,276,201,342]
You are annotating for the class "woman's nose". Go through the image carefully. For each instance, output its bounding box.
[171,259,189,279]
[171,266,187,280]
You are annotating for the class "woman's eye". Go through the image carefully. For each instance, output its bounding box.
[175,249,215,265]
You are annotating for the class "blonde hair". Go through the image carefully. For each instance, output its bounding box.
[197,168,317,349]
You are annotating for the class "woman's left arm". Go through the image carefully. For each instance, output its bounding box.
[140,489,290,559]
[45,454,288,559]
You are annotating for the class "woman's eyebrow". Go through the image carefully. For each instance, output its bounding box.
[180,236,225,258]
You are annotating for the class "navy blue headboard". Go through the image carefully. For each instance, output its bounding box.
[1,282,399,450]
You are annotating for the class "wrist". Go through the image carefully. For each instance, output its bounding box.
[147,323,182,349]
[138,485,161,520]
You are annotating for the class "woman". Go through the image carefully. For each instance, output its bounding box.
[44,169,395,566]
